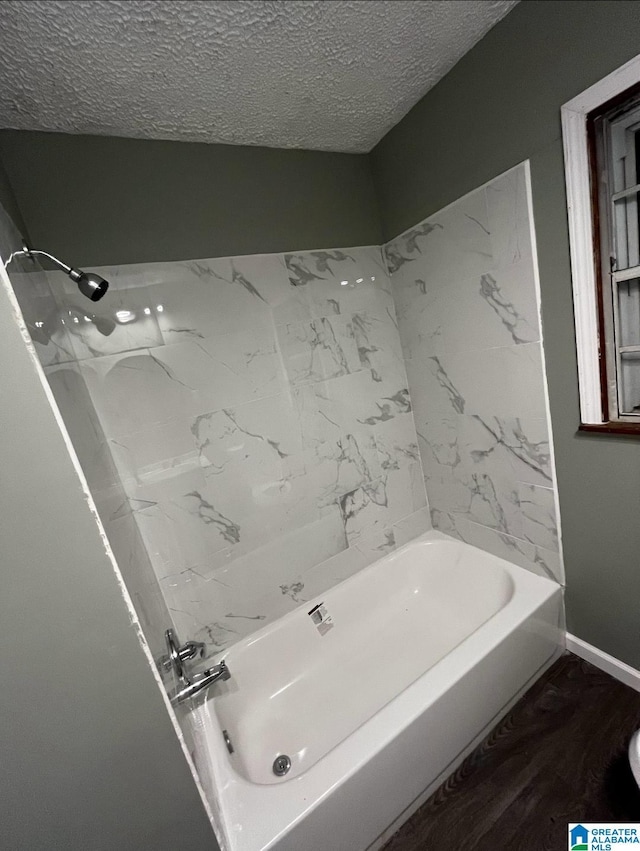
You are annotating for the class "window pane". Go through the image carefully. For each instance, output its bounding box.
[616,277,640,348]
[619,351,640,414]
[613,192,640,270]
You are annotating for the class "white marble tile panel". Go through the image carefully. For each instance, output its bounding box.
[485,165,534,273]
[413,343,547,421]
[386,165,561,586]
[45,362,117,489]
[277,314,363,387]
[293,366,413,446]
[131,466,237,579]
[425,466,521,543]
[79,349,199,438]
[161,509,348,652]
[385,186,492,285]
[192,393,303,473]
[198,510,346,601]
[433,511,563,584]
[352,308,405,379]
[196,325,287,408]
[190,391,331,559]
[442,269,539,353]
[340,479,389,545]
[393,275,448,360]
[198,467,333,564]
[404,356,466,420]
[278,515,430,620]
[392,507,432,547]
[340,462,425,545]
[301,429,382,509]
[202,461,333,560]
[109,417,199,486]
[284,247,395,329]
[148,331,287,416]
[353,526,397,560]
[519,483,558,552]
[373,412,421,473]
[414,414,462,481]
[420,467,474,518]
[203,252,312,328]
[285,246,387,291]
[415,413,552,490]
[356,378,414,428]
[139,256,274,343]
[294,371,369,446]
[408,458,429,511]
[295,545,372,603]
[460,471,522,539]
[159,570,251,653]
[460,414,553,488]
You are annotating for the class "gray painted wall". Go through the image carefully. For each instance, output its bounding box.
[372,0,640,667]
[0,130,380,267]
[0,151,29,241]
[0,279,216,847]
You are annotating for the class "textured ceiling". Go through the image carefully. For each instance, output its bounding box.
[0,0,518,153]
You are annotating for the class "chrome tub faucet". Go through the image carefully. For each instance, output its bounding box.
[161,628,231,705]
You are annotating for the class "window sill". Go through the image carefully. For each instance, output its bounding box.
[579,422,640,437]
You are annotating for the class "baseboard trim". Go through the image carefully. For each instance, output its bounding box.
[566,633,640,693]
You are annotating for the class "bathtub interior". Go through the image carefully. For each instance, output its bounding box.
[211,536,515,785]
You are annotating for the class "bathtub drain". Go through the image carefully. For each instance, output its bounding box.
[222,729,234,754]
[272,754,291,777]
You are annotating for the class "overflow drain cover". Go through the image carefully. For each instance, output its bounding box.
[272,754,291,777]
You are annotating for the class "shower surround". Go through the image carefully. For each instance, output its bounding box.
[45,246,430,653]
[384,163,562,584]
[16,160,562,659]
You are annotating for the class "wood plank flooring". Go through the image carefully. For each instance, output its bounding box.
[382,653,640,851]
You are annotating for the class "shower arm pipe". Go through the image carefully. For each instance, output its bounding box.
[3,243,109,302]
[4,246,81,279]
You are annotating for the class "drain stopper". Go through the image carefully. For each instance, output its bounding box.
[272,754,291,776]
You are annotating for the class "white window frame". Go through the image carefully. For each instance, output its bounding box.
[562,52,640,425]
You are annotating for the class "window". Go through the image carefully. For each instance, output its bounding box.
[589,85,640,426]
[562,54,640,435]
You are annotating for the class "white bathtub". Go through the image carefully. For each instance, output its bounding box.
[187,530,563,851]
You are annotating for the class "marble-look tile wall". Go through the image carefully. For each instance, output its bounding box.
[42,246,429,654]
[384,164,563,584]
[6,161,560,662]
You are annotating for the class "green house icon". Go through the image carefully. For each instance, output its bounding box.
[570,824,589,850]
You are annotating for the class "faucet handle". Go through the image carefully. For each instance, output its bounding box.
[181,640,206,660]
[160,629,206,678]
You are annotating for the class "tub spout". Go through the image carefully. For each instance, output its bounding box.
[162,628,231,705]
[171,660,231,705]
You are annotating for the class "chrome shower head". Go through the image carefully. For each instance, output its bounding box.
[5,245,109,302]
[68,268,109,302]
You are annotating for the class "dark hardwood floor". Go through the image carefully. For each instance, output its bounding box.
[383,653,640,851]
